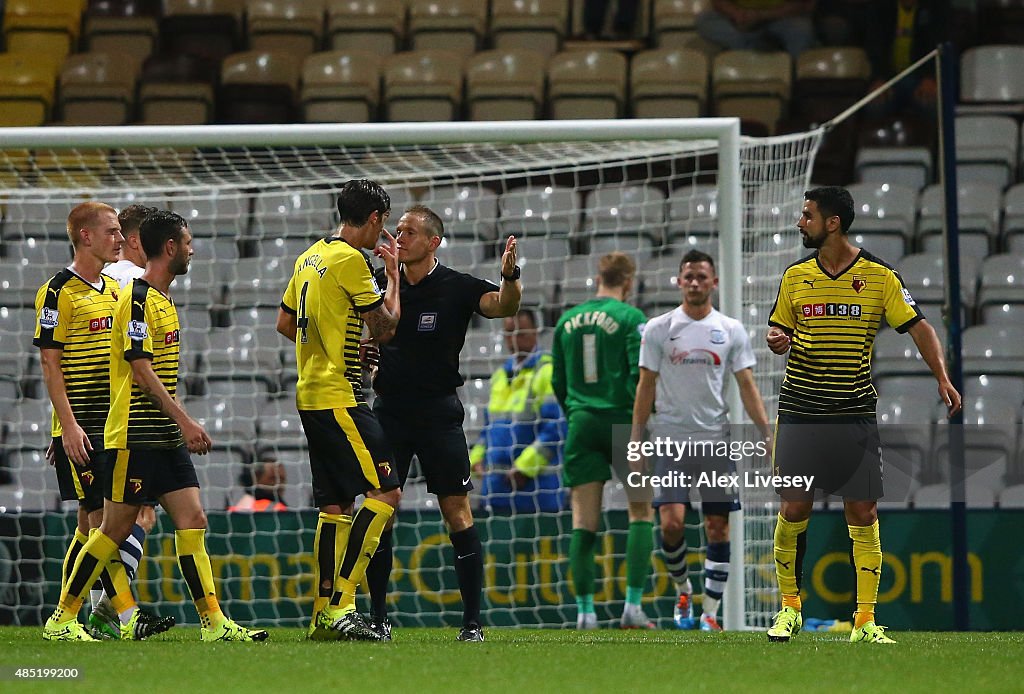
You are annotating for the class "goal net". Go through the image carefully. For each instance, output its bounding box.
[0,121,822,630]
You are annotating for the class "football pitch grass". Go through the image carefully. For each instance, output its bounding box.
[2,627,1022,693]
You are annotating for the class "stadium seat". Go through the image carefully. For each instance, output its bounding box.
[435,237,486,267]
[0,54,56,127]
[497,185,580,252]
[14,238,74,266]
[666,184,718,240]
[913,482,997,509]
[219,51,300,124]
[170,189,250,239]
[955,115,1019,188]
[978,254,1024,325]
[963,374,1024,406]
[876,394,932,489]
[465,49,546,121]
[3,0,82,67]
[637,253,684,311]
[2,260,61,307]
[190,396,259,444]
[999,484,1024,508]
[581,185,666,260]
[961,45,1024,107]
[631,48,708,119]
[712,51,791,135]
[1003,183,1024,251]
[933,395,1019,495]
[251,189,334,240]
[547,50,628,120]
[226,257,292,307]
[256,411,305,448]
[490,0,568,58]
[196,448,243,510]
[843,182,918,261]
[246,0,325,61]
[326,0,405,55]
[174,258,226,307]
[462,328,505,379]
[3,450,58,510]
[897,252,979,324]
[872,321,946,378]
[874,374,943,404]
[963,325,1024,376]
[917,183,1002,258]
[83,0,162,63]
[58,52,139,126]
[855,115,935,190]
[559,256,598,309]
[160,0,242,65]
[408,0,486,57]
[181,306,214,332]
[419,185,499,241]
[301,50,382,123]
[518,256,564,308]
[2,196,82,239]
[652,0,710,48]
[383,50,465,122]
[792,47,870,125]
[138,53,219,125]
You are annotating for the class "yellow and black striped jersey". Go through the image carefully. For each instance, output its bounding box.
[768,249,923,417]
[281,237,384,411]
[105,278,184,449]
[33,269,120,441]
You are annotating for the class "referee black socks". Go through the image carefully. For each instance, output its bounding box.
[450,525,483,628]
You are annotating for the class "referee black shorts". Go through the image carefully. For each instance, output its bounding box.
[772,414,884,501]
[373,394,474,498]
[53,436,106,512]
[299,404,400,508]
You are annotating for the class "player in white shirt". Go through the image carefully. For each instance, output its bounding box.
[103,204,154,289]
[631,250,771,631]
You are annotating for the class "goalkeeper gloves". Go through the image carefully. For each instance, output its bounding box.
[513,445,550,478]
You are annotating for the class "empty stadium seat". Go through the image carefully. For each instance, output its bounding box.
[963,374,1024,405]
[497,186,580,248]
[712,51,791,134]
[1005,183,1024,251]
[560,256,599,309]
[978,254,1024,325]
[917,182,1002,257]
[301,50,382,123]
[462,328,505,378]
[913,483,997,509]
[638,253,683,311]
[580,185,666,259]
[59,52,139,126]
[999,484,1024,508]
[219,51,301,124]
[326,0,405,55]
[955,115,1019,188]
[4,0,82,67]
[138,53,218,125]
[962,45,1024,108]
[792,47,870,125]
[490,0,568,58]
[547,50,628,119]
[962,325,1024,376]
[0,55,56,127]
[631,48,708,119]
[897,252,978,315]
[666,184,718,239]
[408,0,486,57]
[652,0,710,48]
[844,182,918,261]
[518,256,564,307]
[383,51,465,122]
[933,395,1020,495]
[252,189,335,239]
[83,0,161,63]
[876,393,932,481]
[465,49,546,121]
[247,0,325,61]
[872,321,946,378]
[855,115,935,189]
[161,0,242,65]
[170,189,250,239]
[419,185,499,240]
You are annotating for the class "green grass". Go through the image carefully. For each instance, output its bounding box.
[2,627,1023,693]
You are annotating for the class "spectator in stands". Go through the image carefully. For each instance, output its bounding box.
[471,309,567,513]
[863,0,947,120]
[229,456,288,512]
[582,0,640,40]
[696,0,817,60]
[815,0,874,46]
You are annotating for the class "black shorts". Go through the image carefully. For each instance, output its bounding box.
[53,437,105,512]
[106,445,200,504]
[299,405,400,507]
[772,414,884,501]
[374,394,473,498]
[651,444,742,516]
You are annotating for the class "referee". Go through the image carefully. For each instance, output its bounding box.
[365,205,521,642]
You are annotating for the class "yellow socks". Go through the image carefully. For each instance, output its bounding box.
[329,498,394,611]
[312,512,352,616]
[61,529,89,591]
[774,514,809,608]
[175,529,222,629]
[54,531,119,623]
[849,521,882,628]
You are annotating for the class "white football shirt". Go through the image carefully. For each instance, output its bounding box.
[639,306,756,438]
[102,259,145,289]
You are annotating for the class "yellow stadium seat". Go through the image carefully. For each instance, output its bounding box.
[4,0,83,64]
[0,54,56,126]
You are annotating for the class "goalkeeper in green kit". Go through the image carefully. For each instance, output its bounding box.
[550,252,655,629]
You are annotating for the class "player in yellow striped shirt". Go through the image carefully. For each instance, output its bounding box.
[764,187,960,645]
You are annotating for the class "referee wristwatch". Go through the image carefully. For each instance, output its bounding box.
[502,265,521,282]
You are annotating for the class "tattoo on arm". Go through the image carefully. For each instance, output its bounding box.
[364,305,398,340]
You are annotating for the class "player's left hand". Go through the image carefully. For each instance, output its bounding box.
[500,235,518,278]
[939,380,962,418]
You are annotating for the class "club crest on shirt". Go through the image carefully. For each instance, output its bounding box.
[127,320,149,340]
[709,329,726,344]
[417,312,437,331]
[39,307,59,330]
[852,276,867,293]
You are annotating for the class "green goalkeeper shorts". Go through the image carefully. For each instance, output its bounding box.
[562,409,633,488]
